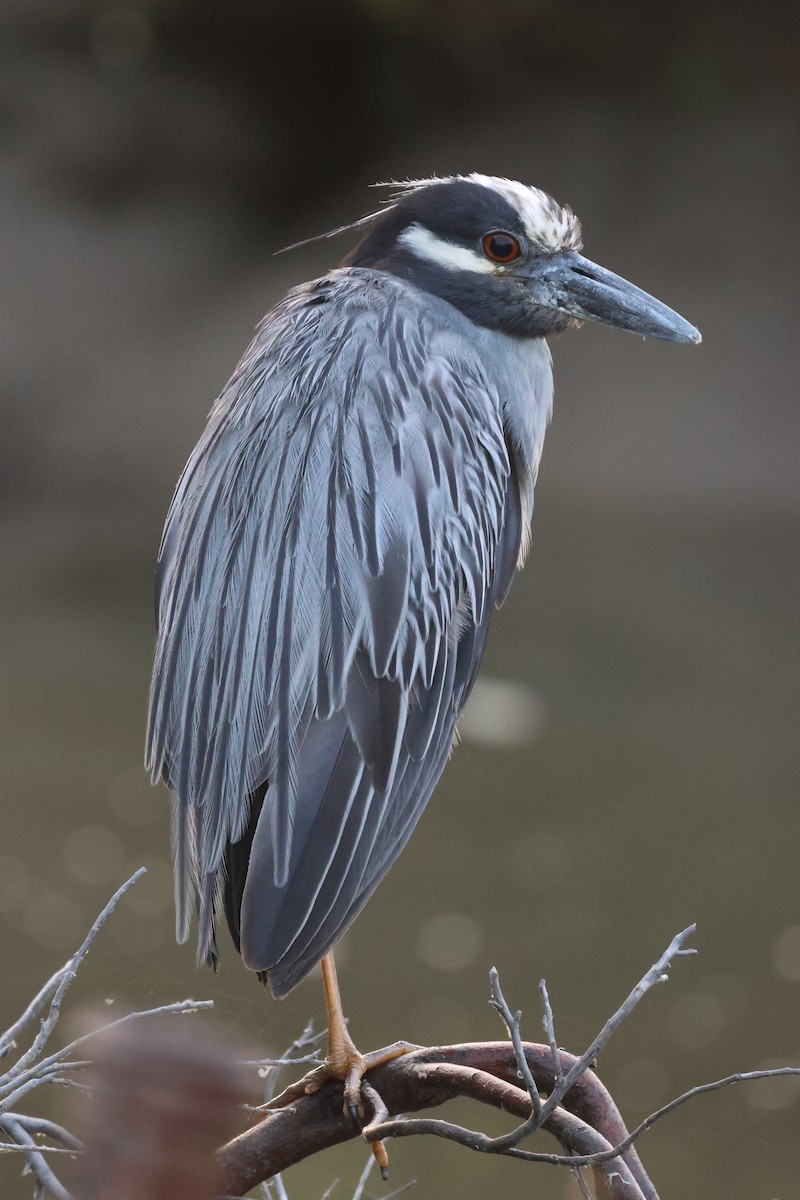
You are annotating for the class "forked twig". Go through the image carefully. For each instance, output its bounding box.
[538,925,697,1127]
[0,871,215,1199]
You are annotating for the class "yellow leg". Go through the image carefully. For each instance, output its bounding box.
[320,950,366,1110]
[315,950,416,1176]
[265,949,419,1178]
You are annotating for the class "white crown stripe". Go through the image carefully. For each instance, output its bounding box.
[375,173,582,252]
[279,174,582,257]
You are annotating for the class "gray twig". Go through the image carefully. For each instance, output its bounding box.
[411,929,695,1164]
[0,1115,73,1200]
[260,1019,326,1105]
[488,966,542,1127]
[1,1001,213,1111]
[0,967,71,1062]
[256,1020,330,1200]
[1,870,148,1088]
[0,1115,83,1151]
[538,979,562,1085]
[380,1182,417,1200]
[538,925,697,1126]
[249,1051,325,1071]
[1,871,215,1200]
[370,1061,800,1173]
[349,1153,375,1200]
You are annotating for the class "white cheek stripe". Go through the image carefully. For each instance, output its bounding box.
[398,223,496,274]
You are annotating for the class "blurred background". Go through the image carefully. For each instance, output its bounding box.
[1,1,799,1196]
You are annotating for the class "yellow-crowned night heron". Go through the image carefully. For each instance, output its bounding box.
[146,173,700,1124]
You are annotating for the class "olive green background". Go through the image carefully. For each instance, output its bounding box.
[1,3,798,1197]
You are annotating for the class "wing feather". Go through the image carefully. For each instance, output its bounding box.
[146,268,528,991]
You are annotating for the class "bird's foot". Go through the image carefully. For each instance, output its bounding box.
[315,1035,419,1179]
[265,1037,420,1178]
[316,1033,419,1119]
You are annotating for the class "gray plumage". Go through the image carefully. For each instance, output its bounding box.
[146,174,699,998]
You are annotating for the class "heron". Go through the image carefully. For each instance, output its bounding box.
[146,173,700,1135]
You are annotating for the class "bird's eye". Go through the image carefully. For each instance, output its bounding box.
[482,231,521,263]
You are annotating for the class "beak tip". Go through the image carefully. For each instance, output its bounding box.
[673,318,702,346]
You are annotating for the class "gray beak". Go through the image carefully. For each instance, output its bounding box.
[529,250,702,345]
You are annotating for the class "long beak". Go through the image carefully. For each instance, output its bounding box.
[529,250,701,344]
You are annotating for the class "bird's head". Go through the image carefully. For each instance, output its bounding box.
[341,173,701,345]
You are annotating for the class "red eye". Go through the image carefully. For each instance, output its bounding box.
[482,231,521,263]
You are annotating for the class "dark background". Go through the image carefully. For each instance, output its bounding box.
[1,2,799,1197]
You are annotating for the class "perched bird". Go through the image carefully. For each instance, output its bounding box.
[146,173,699,1111]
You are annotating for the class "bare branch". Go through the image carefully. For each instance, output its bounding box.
[0,1113,83,1152]
[573,1065,800,1167]
[349,1153,375,1200]
[569,1153,596,1200]
[5,891,797,1200]
[249,1052,325,1072]
[1,1001,213,1112]
[217,1042,657,1199]
[537,925,696,1127]
[538,979,562,1085]
[0,966,71,1062]
[488,967,542,1122]
[0,1115,73,1200]
[1,870,148,1087]
[380,1181,417,1200]
[259,1020,327,1106]
[1,872,216,1200]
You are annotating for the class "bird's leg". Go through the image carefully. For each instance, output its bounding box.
[306,951,417,1176]
[264,951,419,1175]
[312,951,415,1105]
[317,950,367,1118]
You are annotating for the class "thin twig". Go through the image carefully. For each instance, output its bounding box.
[380,1182,417,1200]
[364,1104,647,1197]
[0,966,71,1061]
[249,1052,325,1071]
[2,870,148,1087]
[583,1065,800,1167]
[1,1115,73,1200]
[255,1021,329,1200]
[570,1157,595,1200]
[538,979,562,1085]
[261,1019,326,1105]
[488,967,542,1127]
[538,925,696,1126]
[270,1173,290,1200]
[360,1081,389,1129]
[371,1060,800,1173]
[0,1114,83,1151]
[1,872,216,1200]
[1,1001,213,1108]
[0,1143,77,1155]
[350,1153,375,1200]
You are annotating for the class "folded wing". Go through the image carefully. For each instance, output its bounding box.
[146,271,524,996]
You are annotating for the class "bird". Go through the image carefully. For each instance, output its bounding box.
[146,172,699,1122]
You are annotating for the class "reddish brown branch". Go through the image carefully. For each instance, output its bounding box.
[215,1041,656,1199]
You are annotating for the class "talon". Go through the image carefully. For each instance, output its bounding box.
[372,1138,389,1179]
[348,1101,362,1126]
